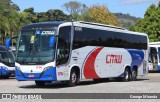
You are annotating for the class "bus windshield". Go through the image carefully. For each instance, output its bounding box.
[16,30,56,65]
[0,51,14,66]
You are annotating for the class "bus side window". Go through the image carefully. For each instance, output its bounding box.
[56,26,71,65]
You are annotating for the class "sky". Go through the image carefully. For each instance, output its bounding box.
[11,0,160,18]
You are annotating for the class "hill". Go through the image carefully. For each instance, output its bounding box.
[113,13,140,29]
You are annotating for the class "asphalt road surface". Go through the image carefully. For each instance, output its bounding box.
[1,72,160,101]
[1,72,160,93]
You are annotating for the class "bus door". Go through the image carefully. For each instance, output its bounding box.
[149,47,158,70]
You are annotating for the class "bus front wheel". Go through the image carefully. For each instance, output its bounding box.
[3,76,9,79]
[67,69,78,87]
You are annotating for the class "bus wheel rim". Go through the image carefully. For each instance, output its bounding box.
[71,73,76,83]
[125,71,129,80]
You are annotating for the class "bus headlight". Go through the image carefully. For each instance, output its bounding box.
[43,66,53,72]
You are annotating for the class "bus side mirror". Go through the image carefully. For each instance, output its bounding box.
[49,36,56,47]
[5,38,11,48]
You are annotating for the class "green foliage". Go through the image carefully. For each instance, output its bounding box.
[78,5,121,26]
[0,0,21,45]
[0,0,122,45]
[0,1,69,45]
[24,7,38,23]
[46,9,69,21]
[130,3,160,42]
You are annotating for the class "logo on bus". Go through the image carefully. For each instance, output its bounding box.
[75,27,82,31]
[41,31,55,35]
[106,54,122,64]
[36,66,42,69]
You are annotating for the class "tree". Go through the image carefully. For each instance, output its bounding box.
[130,3,160,42]
[80,5,121,26]
[0,0,20,45]
[36,12,48,22]
[0,0,29,45]
[46,9,69,21]
[0,0,19,11]
[62,1,88,15]
[23,7,38,23]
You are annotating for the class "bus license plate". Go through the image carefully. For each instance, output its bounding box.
[28,74,35,78]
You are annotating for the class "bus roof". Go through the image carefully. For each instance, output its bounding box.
[150,42,160,45]
[21,21,147,37]
[149,42,160,47]
[60,21,148,37]
[0,46,7,51]
[22,21,64,30]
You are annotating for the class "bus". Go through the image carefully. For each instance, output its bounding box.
[6,21,149,86]
[0,46,15,78]
[149,42,160,71]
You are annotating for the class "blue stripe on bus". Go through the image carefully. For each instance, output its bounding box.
[116,49,145,78]
[0,66,11,76]
[158,66,160,71]
[126,49,144,69]
[15,67,57,81]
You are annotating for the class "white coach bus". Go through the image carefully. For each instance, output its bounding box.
[149,42,160,71]
[6,21,149,86]
[0,46,15,78]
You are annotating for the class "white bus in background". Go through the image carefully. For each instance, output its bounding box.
[149,42,160,71]
[0,46,15,78]
[6,21,149,86]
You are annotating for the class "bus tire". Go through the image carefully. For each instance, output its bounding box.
[67,69,78,87]
[35,81,45,86]
[123,68,130,82]
[3,76,9,79]
[132,68,137,81]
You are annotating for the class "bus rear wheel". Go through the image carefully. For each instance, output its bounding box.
[132,68,137,81]
[123,68,131,82]
[35,81,45,86]
[67,69,78,87]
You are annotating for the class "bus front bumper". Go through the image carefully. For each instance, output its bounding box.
[0,66,14,77]
[15,67,57,81]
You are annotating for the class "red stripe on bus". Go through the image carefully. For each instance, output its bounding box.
[83,47,103,79]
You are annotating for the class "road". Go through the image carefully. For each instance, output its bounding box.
[0,72,160,93]
[0,72,160,101]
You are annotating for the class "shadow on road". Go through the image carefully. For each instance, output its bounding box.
[149,71,160,73]
[136,78,149,81]
[0,77,15,80]
[19,78,149,89]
